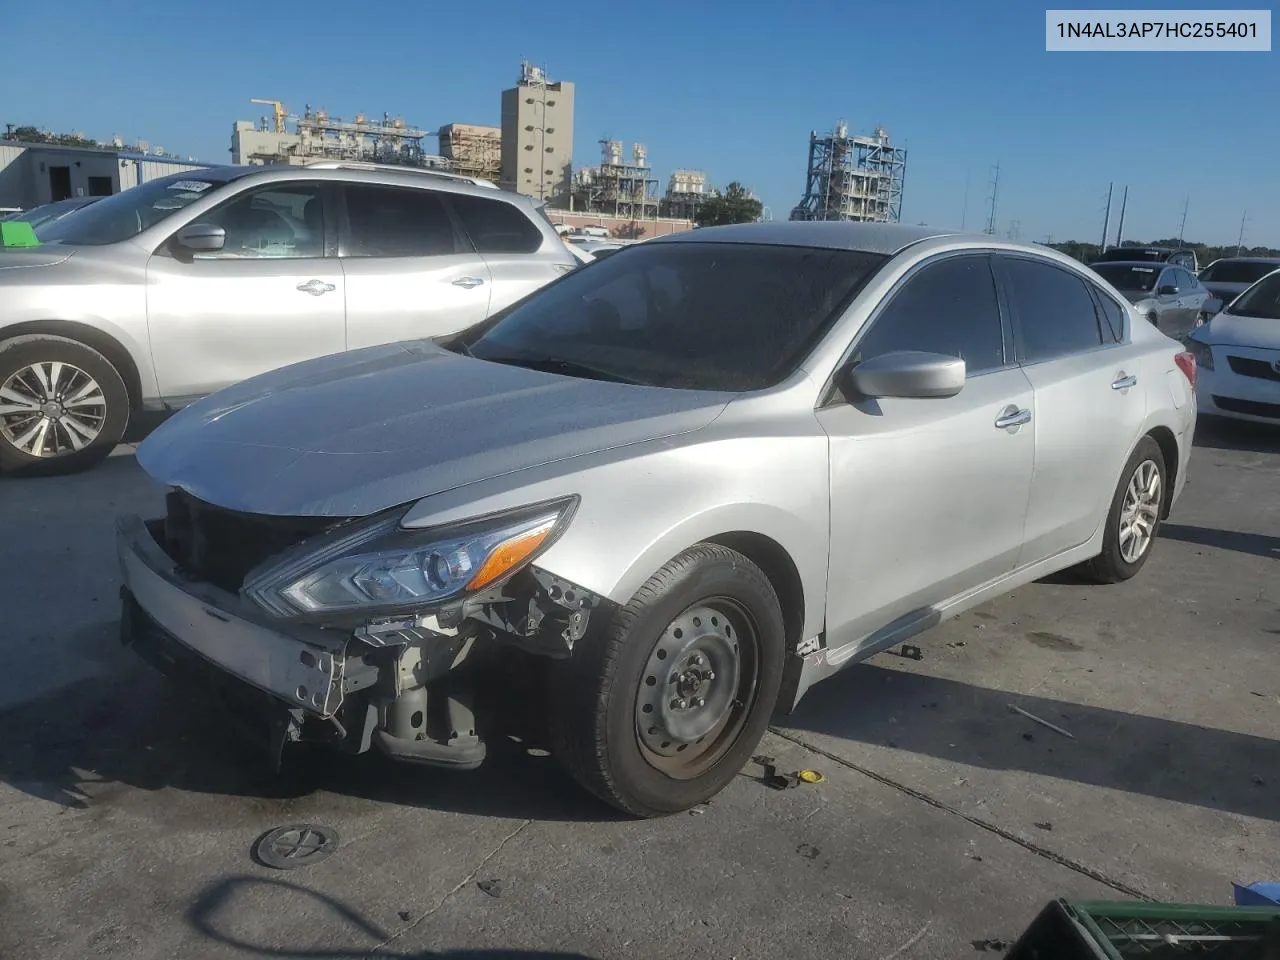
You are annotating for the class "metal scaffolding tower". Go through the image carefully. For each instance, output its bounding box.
[789,120,907,223]
[571,140,660,220]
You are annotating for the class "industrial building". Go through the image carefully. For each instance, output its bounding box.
[790,120,906,223]
[500,62,575,203]
[571,140,661,221]
[0,140,216,213]
[661,169,709,220]
[231,100,447,168]
[437,123,502,183]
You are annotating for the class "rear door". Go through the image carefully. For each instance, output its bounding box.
[337,183,493,349]
[448,192,572,313]
[996,255,1147,566]
[145,180,346,402]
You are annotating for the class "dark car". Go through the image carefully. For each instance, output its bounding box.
[1196,257,1280,311]
[1094,245,1199,272]
[1088,261,1212,337]
[0,196,101,231]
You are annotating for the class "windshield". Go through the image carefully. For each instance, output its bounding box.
[462,241,887,391]
[1091,263,1160,293]
[1226,271,1280,320]
[36,175,227,245]
[1199,260,1280,285]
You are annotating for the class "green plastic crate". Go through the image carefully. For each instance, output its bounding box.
[1008,899,1280,959]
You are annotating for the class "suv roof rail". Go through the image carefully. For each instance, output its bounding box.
[301,160,500,189]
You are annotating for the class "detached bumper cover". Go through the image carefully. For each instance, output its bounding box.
[115,514,346,717]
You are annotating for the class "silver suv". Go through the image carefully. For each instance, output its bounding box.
[0,162,578,476]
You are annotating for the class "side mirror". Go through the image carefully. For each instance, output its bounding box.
[840,350,966,400]
[173,222,225,253]
[1203,297,1224,315]
[1157,284,1178,296]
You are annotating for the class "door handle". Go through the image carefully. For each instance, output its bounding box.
[1111,373,1138,390]
[994,406,1032,429]
[296,279,336,296]
[452,276,485,289]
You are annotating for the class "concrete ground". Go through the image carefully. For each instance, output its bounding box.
[0,416,1276,959]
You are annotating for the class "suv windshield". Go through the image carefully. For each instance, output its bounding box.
[36,174,228,245]
[1199,260,1280,285]
[1227,272,1280,320]
[463,241,887,391]
[1091,263,1160,292]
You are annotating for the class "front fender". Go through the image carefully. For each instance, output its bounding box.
[401,430,832,643]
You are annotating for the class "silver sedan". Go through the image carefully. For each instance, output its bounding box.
[117,222,1198,816]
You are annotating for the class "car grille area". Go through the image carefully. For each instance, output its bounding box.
[1226,355,1280,382]
[1212,396,1280,420]
[161,490,345,593]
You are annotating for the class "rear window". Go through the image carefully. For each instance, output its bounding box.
[1090,263,1160,292]
[450,194,543,254]
[1200,260,1280,285]
[1097,248,1165,263]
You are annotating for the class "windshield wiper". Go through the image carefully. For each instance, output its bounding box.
[480,355,642,385]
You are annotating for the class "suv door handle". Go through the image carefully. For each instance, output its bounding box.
[994,406,1032,429]
[1111,373,1138,390]
[296,279,336,296]
[452,276,485,289]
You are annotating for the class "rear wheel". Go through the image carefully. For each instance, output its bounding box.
[0,335,129,476]
[549,544,785,817]
[1083,436,1167,584]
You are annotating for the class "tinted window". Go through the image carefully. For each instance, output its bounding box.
[342,185,458,258]
[194,184,325,259]
[1003,257,1104,362]
[450,194,542,254]
[1093,289,1126,343]
[851,256,1005,375]
[1228,272,1280,320]
[1178,268,1198,289]
[1090,263,1160,292]
[1097,247,1165,263]
[1200,260,1280,284]
[1157,269,1179,292]
[464,242,887,391]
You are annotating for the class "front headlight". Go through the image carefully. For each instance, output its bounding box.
[243,497,577,619]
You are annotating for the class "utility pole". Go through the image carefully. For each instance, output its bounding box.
[1114,185,1128,248]
[961,166,971,230]
[1008,219,1022,242]
[1176,197,1189,248]
[984,162,1000,236]
[1236,209,1249,255]
[1100,182,1113,255]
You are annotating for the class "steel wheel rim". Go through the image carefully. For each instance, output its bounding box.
[0,361,106,458]
[634,600,760,781]
[1119,459,1161,563]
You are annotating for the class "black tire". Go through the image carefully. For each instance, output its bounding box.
[0,335,129,477]
[548,543,786,817]
[1082,435,1167,584]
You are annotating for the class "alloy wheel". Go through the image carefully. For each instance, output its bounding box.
[0,361,107,458]
[1119,459,1161,564]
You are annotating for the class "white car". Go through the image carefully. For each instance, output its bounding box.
[1185,268,1280,425]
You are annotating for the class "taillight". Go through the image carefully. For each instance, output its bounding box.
[1174,350,1197,389]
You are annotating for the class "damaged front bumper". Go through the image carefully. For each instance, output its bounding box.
[116,513,499,771]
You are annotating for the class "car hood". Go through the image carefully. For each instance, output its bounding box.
[136,339,731,517]
[0,246,73,270]
[1195,312,1280,351]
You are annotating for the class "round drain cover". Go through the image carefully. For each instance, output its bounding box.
[253,823,340,870]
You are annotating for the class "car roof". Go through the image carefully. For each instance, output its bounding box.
[1212,256,1280,264]
[1091,260,1171,268]
[650,221,991,256]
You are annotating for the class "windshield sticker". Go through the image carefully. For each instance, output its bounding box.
[169,180,212,192]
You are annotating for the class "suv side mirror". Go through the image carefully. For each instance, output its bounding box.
[1157,284,1178,296]
[840,351,966,400]
[173,222,225,253]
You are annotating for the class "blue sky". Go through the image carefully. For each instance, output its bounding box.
[6,0,1276,245]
